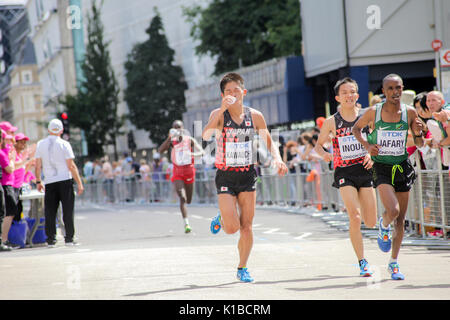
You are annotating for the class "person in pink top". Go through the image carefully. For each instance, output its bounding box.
[0,129,16,250]
[24,170,36,184]
[0,121,18,135]
[13,133,35,222]
[0,121,17,153]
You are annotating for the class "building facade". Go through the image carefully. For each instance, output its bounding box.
[300,0,449,116]
[5,38,45,143]
[0,2,29,76]
[26,0,77,117]
[80,0,217,157]
[0,2,30,124]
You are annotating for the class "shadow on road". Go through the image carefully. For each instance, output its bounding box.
[123,274,382,297]
[124,281,241,297]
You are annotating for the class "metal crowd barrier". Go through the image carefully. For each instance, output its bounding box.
[77,152,449,240]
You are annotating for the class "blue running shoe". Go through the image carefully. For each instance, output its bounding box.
[210,212,221,234]
[359,259,373,277]
[377,217,392,252]
[236,268,254,282]
[388,262,405,280]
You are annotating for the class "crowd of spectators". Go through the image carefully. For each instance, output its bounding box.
[79,90,449,224]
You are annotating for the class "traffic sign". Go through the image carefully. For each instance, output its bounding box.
[440,49,450,67]
[432,39,443,52]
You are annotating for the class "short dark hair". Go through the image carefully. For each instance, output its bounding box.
[382,73,403,86]
[220,72,245,93]
[172,120,183,128]
[413,91,429,111]
[334,77,358,95]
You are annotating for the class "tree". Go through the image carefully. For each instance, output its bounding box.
[124,8,187,147]
[183,0,302,75]
[60,0,125,160]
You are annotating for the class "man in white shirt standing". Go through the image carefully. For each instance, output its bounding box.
[35,119,84,247]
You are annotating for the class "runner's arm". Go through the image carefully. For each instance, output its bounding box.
[202,108,224,141]
[252,110,288,176]
[158,134,172,154]
[352,107,379,156]
[202,95,236,141]
[314,116,334,162]
[190,136,205,157]
[408,107,424,148]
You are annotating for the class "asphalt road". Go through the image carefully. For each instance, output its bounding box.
[1,202,449,302]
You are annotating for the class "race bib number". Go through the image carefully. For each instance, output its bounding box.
[377,130,407,156]
[225,141,253,167]
[174,143,192,166]
[337,133,367,160]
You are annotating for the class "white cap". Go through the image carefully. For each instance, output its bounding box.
[48,119,63,134]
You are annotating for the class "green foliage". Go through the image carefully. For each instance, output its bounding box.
[124,8,187,146]
[183,0,302,75]
[60,0,124,159]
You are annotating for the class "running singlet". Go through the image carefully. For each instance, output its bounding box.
[332,111,368,169]
[215,106,256,172]
[367,103,409,165]
[171,135,194,169]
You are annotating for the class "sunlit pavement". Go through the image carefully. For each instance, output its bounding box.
[1,203,449,300]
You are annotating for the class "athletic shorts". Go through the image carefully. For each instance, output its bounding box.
[332,164,373,190]
[372,159,415,192]
[215,166,257,196]
[171,166,195,184]
[3,185,18,217]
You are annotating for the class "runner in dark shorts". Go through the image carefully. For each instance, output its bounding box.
[315,77,377,277]
[353,74,425,280]
[202,72,287,282]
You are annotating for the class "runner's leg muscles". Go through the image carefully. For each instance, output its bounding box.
[185,182,194,204]
[339,186,364,260]
[218,193,240,234]
[358,187,377,228]
[174,180,188,218]
[391,191,409,260]
[377,184,400,225]
[237,191,256,268]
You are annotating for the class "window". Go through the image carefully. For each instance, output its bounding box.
[36,0,44,19]
[24,94,35,112]
[46,38,52,58]
[21,70,33,84]
[48,69,57,91]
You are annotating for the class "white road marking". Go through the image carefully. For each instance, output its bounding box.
[294,232,312,240]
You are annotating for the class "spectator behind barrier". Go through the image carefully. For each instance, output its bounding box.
[426,91,450,167]
[302,133,323,210]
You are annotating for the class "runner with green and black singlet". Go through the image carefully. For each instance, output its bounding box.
[353,74,424,281]
[367,102,412,189]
